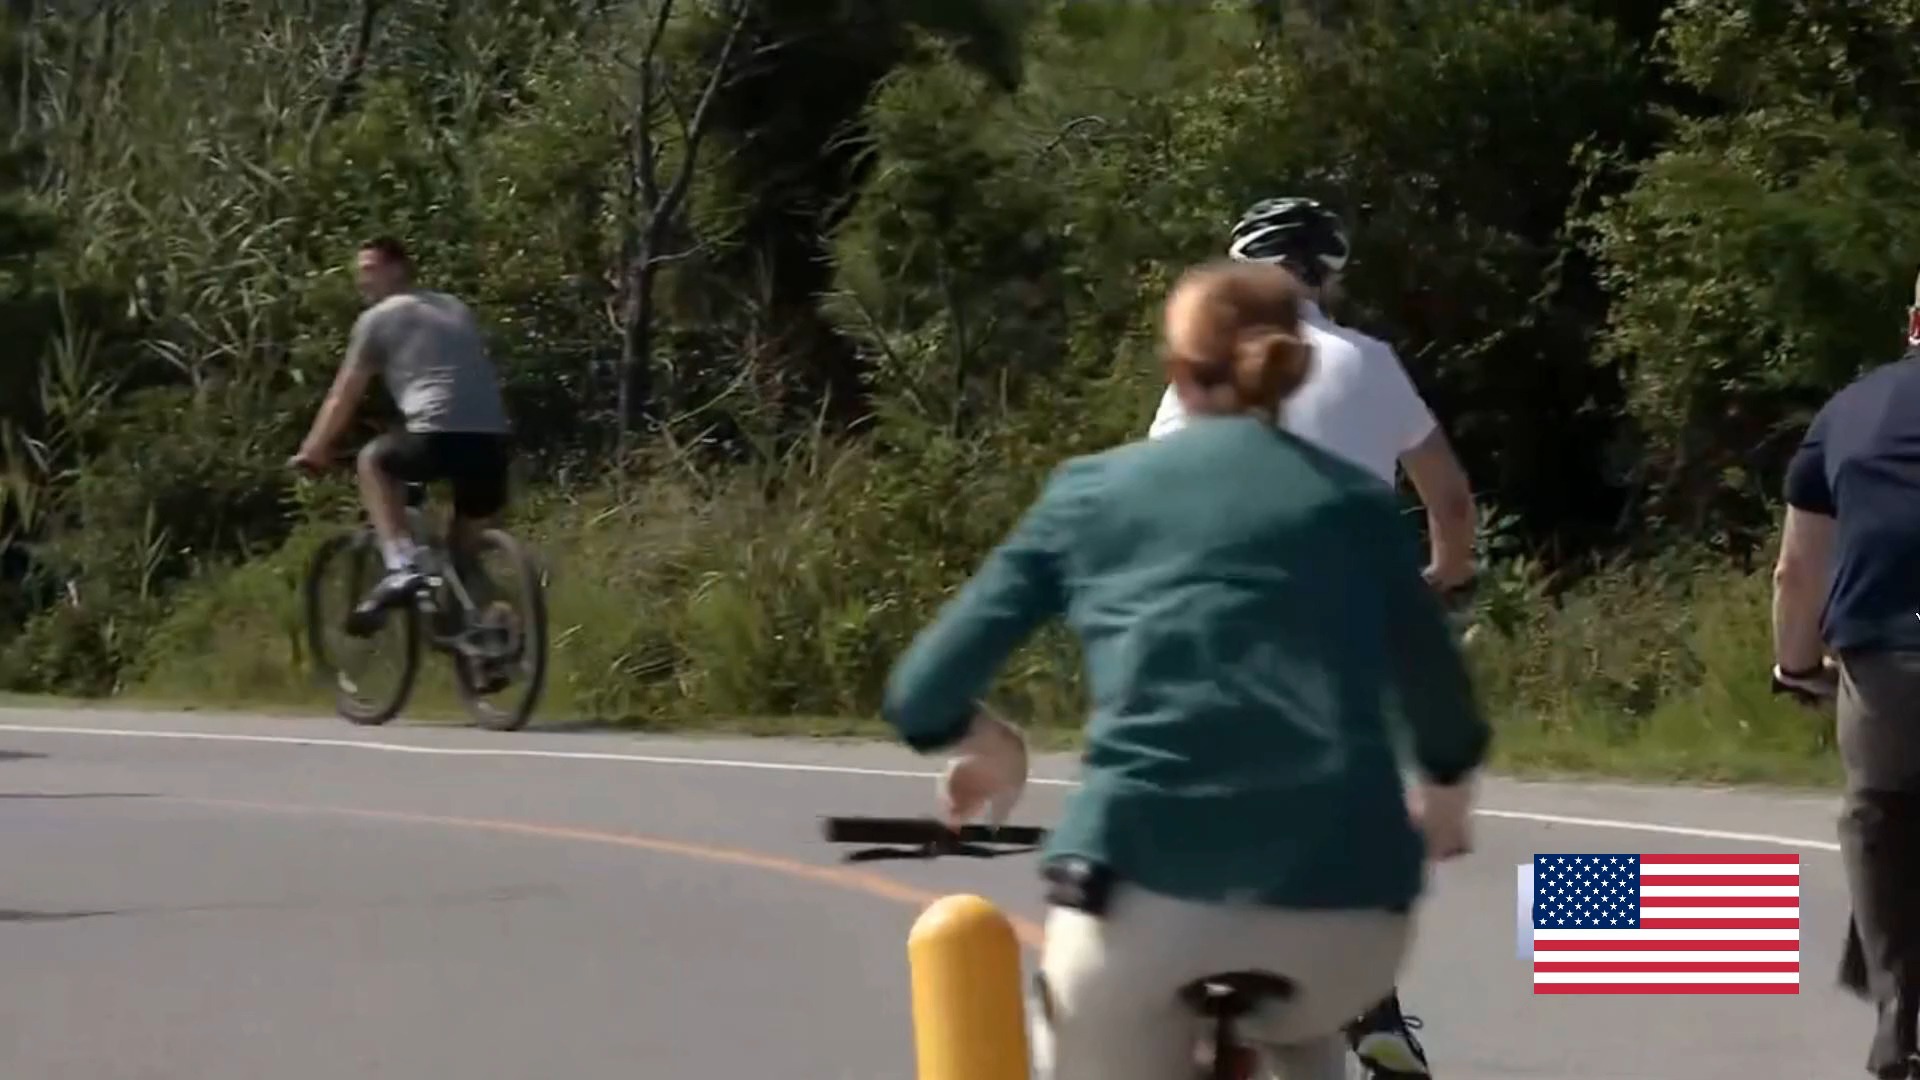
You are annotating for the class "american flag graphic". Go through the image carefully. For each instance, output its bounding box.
[1530,853,1800,994]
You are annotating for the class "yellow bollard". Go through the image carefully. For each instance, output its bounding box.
[908,893,1031,1080]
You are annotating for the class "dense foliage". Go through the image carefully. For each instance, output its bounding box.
[0,0,1906,776]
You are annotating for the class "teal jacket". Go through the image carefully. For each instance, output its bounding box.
[882,415,1490,911]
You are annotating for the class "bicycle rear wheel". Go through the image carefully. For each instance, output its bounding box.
[448,527,548,732]
[303,528,422,725]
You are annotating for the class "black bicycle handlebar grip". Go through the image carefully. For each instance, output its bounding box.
[820,816,1046,846]
[821,816,942,845]
[957,822,1047,845]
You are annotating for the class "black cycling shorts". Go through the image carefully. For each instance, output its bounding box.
[366,431,511,520]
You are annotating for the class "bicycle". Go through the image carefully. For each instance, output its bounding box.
[821,581,1471,1077]
[821,815,1368,1079]
[299,470,548,731]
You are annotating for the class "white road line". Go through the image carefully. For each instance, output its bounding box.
[1473,809,1838,853]
[0,721,1842,853]
[0,722,943,777]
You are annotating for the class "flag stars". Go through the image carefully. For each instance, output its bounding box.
[1531,853,1643,930]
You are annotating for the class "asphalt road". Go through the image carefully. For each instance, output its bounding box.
[0,705,1864,1079]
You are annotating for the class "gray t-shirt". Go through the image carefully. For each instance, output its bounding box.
[346,290,511,435]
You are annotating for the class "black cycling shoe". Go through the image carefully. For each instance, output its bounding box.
[345,568,427,638]
[1346,992,1431,1077]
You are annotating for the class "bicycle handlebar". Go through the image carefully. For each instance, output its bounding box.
[1770,663,1836,706]
[288,449,427,505]
[820,815,1047,848]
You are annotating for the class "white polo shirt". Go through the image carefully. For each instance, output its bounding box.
[1147,299,1436,486]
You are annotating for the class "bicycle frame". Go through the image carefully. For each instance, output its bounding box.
[406,538,522,668]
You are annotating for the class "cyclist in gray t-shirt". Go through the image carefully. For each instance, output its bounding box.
[289,236,513,634]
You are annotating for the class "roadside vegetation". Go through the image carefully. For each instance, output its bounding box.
[3,1,1898,786]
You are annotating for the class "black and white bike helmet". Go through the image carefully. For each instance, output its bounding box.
[1227,197,1350,288]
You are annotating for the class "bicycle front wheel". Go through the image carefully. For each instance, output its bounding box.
[448,527,548,732]
[303,528,422,725]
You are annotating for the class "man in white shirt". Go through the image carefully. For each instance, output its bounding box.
[1146,196,1478,1079]
[1149,197,1476,594]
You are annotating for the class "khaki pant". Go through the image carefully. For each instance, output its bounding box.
[1834,650,1920,1077]
[1031,883,1413,1080]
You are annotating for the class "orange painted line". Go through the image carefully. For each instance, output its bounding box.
[174,796,1046,947]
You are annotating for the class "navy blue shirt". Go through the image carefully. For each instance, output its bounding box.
[1782,351,1920,653]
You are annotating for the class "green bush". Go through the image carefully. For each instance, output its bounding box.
[124,524,332,707]
[4,0,1902,786]
[0,598,157,697]
[114,407,1835,785]
[1470,548,1836,783]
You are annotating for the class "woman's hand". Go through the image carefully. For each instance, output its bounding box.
[938,705,1029,829]
[1409,777,1474,860]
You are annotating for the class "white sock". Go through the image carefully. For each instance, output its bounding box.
[379,538,417,572]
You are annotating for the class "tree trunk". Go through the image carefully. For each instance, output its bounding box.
[7,0,34,141]
[614,0,753,449]
[617,241,658,448]
[322,0,385,122]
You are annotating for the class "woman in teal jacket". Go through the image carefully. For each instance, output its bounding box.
[881,259,1490,1080]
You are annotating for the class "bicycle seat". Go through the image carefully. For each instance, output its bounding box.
[1177,971,1296,1021]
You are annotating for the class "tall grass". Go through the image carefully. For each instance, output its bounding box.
[111,427,1841,787]
[1470,552,1837,784]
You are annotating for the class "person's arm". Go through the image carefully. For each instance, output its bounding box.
[1400,427,1477,589]
[1380,344,1475,588]
[881,460,1093,752]
[1773,508,1835,673]
[296,311,381,462]
[296,362,376,462]
[1773,421,1836,675]
[1377,498,1491,785]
